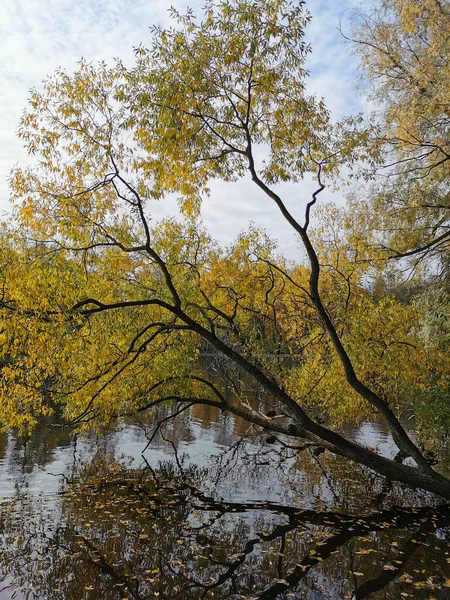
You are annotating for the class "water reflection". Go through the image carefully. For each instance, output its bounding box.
[0,365,448,598]
[0,454,449,600]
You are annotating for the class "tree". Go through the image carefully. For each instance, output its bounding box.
[346,0,450,454]
[2,0,450,499]
[348,0,450,271]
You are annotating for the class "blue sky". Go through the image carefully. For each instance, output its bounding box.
[0,0,368,258]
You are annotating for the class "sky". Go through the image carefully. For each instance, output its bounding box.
[0,0,368,259]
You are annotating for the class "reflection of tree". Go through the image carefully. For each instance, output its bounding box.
[137,360,285,457]
[7,414,75,475]
[0,432,7,463]
[352,518,434,600]
[0,456,449,599]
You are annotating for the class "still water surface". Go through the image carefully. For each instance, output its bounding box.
[0,397,449,599]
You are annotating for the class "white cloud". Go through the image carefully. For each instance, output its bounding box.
[0,0,364,258]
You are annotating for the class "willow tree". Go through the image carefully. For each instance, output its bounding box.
[349,0,450,269]
[347,0,450,450]
[2,0,450,499]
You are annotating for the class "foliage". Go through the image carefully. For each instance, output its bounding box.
[348,0,450,453]
[349,0,450,269]
[2,215,447,435]
[1,0,449,497]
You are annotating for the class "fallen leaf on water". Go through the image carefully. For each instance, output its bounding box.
[273,579,288,586]
[227,553,244,561]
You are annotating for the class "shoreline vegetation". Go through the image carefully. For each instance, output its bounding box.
[0,0,449,505]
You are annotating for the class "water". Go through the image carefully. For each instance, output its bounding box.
[0,399,449,599]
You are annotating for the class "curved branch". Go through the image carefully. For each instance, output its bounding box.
[243,144,431,471]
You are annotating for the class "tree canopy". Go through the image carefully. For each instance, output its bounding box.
[349,0,450,270]
[1,0,450,500]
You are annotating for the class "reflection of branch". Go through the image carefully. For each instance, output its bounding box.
[309,450,341,505]
[353,518,434,599]
[80,536,143,600]
[211,436,247,485]
[256,507,448,600]
[10,462,450,600]
[141,401,196,452]
[277,534,286,579]
[0,584,13,594]
[138,466,450,533]
[153,474,450,600]
[136,392,308,440]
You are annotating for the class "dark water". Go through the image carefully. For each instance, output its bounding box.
[0,391,449,599]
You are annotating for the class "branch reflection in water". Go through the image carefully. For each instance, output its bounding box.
[0,446,448,598]
[0,361,448,599]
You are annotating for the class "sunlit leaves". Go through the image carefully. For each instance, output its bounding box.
[1,0,447,478]
[350,0,450,265]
